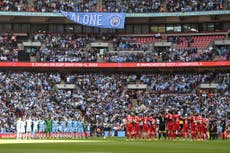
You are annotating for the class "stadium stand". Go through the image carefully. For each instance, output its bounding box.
[0,0,28,12]
[0,32,229,62]
[32,0,97,12]
[166,0,225,12]
[0,0,229,12]
[0,0,229,139]
[32,33,98,62]
[102,0,163,13]
[0,72,229,133]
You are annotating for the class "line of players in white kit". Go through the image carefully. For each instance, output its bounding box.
[16,116,90,140]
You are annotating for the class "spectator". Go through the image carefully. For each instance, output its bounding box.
[0,71,229,133]
[0,0,228,12]
[0,0,28,12]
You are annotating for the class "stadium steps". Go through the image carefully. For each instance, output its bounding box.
[27,0,34,11]
[97,56,104,62]
[149,43,154,52]
[162,0,167,11]
[191,84,200,94]
[30,56,37,62]
[108,42,114,51]
[73,84,87,119]
[17,43,23,50]
[213,56,221,61]
[86,43,91,50]
[131,99,138,109]
[97,0,103,11]
[224,1,228,10]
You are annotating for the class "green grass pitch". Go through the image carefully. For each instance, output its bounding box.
[0,138,230,153]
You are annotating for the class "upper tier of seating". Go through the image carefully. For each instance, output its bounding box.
[0,0,229,12]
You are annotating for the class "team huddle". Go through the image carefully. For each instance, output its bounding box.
[16,116,90,140]
[125,111,227,141]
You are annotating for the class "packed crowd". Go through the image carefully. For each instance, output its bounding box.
[0,34,18,62]
[103,46,230,62]
[0,71,229,135]
[213,46,230,61]
[32,0,97,12]
[166,0,225,12]
[0,0,28,12]
[0,0,229,12]
[112,36,150,52]
[1,33,94,62]
[0,32,228,62]
[0,72,76,133]
[103,0,226,13]
[153,46,229,62]
[103,52,155,62]
[213,73,230,92]
[33,33,98,62]
[229,0,230,9]
[102,0,163,13]
[139,73,209,93]
[0,0,97,12]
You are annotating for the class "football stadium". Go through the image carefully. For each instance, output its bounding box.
[0,0,230,153]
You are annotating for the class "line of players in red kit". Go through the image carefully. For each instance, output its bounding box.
[125,111,211,141]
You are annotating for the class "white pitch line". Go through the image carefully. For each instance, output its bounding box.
[0,139,104,144]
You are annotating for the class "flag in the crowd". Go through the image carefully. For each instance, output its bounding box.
[61,11,126,29]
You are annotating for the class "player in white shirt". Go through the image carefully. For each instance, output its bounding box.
[25,116,32,139]
[20,117,26,139]
[16,117,22,140]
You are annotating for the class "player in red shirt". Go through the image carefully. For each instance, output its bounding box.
[182,116,189,140]
[148,114,157,140]
[196,114,203,141]
[190,113,197,141]
[165,111,173,140]
[125,114,133,141]
[172,111,180,140]
[142,114,149,140]
[132,113,141,139]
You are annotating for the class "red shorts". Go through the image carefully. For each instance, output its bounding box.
[202,125,207,133]
[134,124,140,133]
[197,124,203,132]
[167,122,173,131]
[149,125,156,134]
[173,123,180,131]
[191,130,197,135]
[190,122,196,131]
[142,125,149,132]
[183,124,189,133]
[126,124,133,133]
